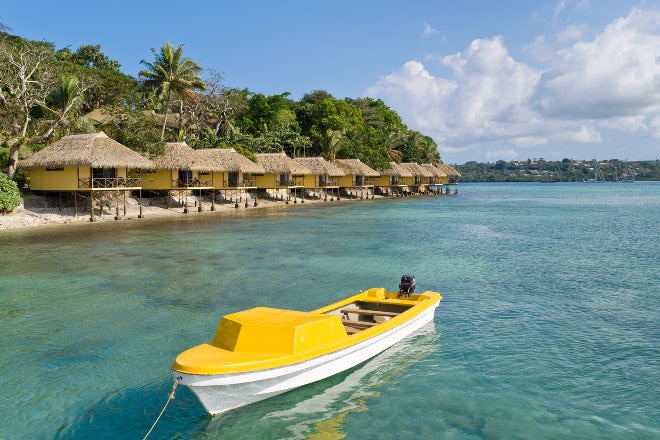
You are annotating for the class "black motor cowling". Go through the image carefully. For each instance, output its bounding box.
[399,274,416,293]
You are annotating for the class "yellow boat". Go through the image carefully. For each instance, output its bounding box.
[172,286,442,415]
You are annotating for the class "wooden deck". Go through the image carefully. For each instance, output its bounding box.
[339,307,405,335]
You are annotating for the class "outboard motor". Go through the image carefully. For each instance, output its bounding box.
[399,274,416,294]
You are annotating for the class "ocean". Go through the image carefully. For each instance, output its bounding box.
[0,182,658,439]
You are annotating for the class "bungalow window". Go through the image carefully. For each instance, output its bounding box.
[46,167,64,171]
[92,168,116,179]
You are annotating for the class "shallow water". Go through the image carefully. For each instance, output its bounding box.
[0,183,658,439]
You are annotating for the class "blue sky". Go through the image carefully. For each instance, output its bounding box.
[3,0,659,164]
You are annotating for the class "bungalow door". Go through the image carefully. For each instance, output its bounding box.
[92,168,116,187]
[391,176,398,185]
[178,170,192,187]
[228,171,239,187]
[318,174,327,187]
[355,175,364,186]
[279,173,288,186]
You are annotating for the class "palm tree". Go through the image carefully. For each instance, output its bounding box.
[41,74,90,139]
[321,129,348,161]
[139,42,205,139]
[384,131,406,162]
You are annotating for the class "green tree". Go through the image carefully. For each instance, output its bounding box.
[0,35,59,178]
[55,45,137,113]
[0,172,20,213]
[102,104,164,156]
[139,42,205,139]
[40,74,90,138]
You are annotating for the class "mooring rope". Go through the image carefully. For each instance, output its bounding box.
[142,377,181,440]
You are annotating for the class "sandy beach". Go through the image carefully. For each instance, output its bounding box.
[0,192,380,231]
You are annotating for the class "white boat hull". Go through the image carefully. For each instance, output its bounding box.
[175,302,438,415]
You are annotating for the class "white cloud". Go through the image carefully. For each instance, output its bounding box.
[366,8,660,163]
[534,8,660,119]
[422,23,439,39]
[555,24,588,43]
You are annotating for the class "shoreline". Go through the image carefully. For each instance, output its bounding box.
[0,193,386,232]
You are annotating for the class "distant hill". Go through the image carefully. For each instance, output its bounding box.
[453,159,660,182]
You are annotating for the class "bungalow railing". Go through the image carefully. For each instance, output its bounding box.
[353,179,375,187]
[320,179,339,187]
[276,178,304,187]
[224,179,256,188]
[172,178,213,188]
[79,177,142,188]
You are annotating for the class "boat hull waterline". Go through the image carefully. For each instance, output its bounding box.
[173,288,442,415]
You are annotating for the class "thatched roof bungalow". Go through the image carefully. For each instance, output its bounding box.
[142,141,218,190]
[436,163,461,184]
[420,163,447,185]
[333,159,380,188]
[197,148,265,189]
[373,162,413,188]
[293,157,345,189]
[20,131,154,191]
[254,153,311,189]
[399,162,433,187]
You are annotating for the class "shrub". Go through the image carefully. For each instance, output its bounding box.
[0,173,21,213]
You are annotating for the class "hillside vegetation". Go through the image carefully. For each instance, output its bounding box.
[455,159,660,182]
[0,33,439,184]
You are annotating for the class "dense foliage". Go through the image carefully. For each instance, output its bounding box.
[455,159,660,182]
[0,172,20,213]
[0,33,440,180]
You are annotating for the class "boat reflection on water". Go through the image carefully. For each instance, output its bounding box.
[261,322,440,439]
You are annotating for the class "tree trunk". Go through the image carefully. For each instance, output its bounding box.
[160,91,172,139]
[7,139,22,180]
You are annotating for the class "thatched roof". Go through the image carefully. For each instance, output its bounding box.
[436,163,461,177]
[255,152,311,175]
[421,163,447,177]
[400,162,433,177]
[20,131,155,169]
[197,148,265,173]
[151,142,221,171]
[333,159,380,177]
[293,157,345,176]
[144,110,184,128]
[378,162,413,177]
[83,109,183,128]
[83,108,111,124]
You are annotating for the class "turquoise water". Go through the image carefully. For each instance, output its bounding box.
[1,183,658,439]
